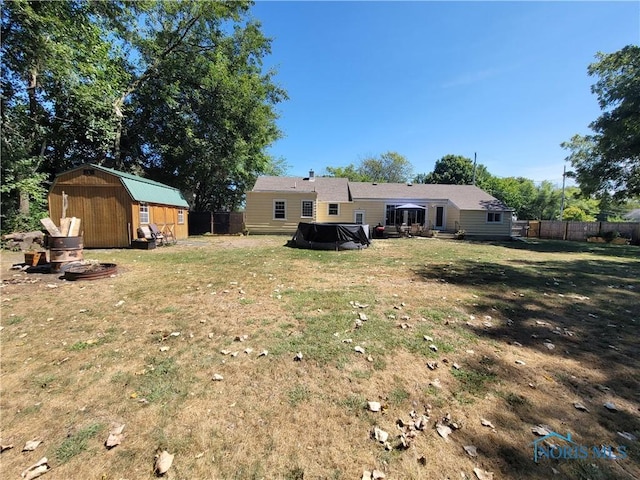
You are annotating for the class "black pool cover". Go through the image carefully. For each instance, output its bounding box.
[290,223,370,250]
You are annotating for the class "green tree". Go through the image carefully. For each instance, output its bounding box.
[1,0,128,232]
[1,0,287,228]
[325,152,412,183]
[415,154,491,186]
[121,3,287,211]
[483,176,537,219]
[563,186,599,220]
[562,45,640,200]
[562,205,594,222]
[325,164,370,182]
[359,152,413,183]
[530,181,562,220]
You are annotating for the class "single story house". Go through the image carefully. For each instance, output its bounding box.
[48,164,190,248]
[245,171,514,239]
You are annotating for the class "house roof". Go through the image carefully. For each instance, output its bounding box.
[252,176,350,202]
[348,182,511,211]
[62,164,190,208]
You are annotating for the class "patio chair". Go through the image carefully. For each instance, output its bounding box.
[148,223,166,245]
[137,225,156,242]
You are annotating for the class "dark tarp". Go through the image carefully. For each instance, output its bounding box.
[290,223,370,250]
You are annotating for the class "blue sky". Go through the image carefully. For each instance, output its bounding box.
[250,1,639,186]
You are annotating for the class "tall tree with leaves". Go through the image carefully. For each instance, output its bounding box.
[2,0,287,228]
[325,152,412,183]
[563,45,640,200]
[483,176,537,219]
[1,1,130,231]
[415,154,491,187]
[119,2,287,211]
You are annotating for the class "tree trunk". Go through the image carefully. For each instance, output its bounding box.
[19,191,30,215]
[112,98,125,169]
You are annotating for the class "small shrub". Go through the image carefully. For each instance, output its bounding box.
[601,230,620,242]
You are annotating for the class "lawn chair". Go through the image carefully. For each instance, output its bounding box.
[148,223,166,246]
[137,225,156,242]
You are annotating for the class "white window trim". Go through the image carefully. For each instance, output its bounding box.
[177,209,185,225]
[354,210,365,224]
[139,204,149,224]
[487,211,503,223]
[273,199,287,220]
[301,200,314,218]
[327,203,340,216]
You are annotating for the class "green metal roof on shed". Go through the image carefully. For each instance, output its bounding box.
[64,164,190,208]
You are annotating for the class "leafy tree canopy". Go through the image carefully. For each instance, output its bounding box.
[325,151,412,183]
[563,45,640,200]
[414,154,490,187]
[1,0,287,231]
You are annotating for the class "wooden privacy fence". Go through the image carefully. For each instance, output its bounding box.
[514,220,640,243]
[189,212,244,235]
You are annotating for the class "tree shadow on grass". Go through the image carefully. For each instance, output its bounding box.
[495,238,639,258]
[414,253,640,479]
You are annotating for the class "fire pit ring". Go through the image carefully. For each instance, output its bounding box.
[63,263,117,281]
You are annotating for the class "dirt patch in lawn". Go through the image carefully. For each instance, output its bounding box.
[1,237,638,479]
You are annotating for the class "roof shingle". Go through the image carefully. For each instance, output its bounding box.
[252,176,350,202]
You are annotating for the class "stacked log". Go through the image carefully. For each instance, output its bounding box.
[1,231,45,252]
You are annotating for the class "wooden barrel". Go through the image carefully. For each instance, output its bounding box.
[48,236,84,272]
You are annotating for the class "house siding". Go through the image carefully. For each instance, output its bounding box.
[316,201,354,223]
[446,203,461,231]
[245,191,318,234]
[246,178,512,239]
[459,211,512,238]
[350,201,387,226]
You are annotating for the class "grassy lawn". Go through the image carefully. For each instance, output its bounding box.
[1,236,638,479]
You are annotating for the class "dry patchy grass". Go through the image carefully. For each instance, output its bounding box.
[1,236,639,479]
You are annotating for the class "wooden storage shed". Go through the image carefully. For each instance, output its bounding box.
[49,164,190,248]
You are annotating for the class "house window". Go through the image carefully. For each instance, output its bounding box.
[328,203,339,216]
[274,200,286,220]
[354,211,365,224]
[139,204,149,224]
[385,204,400,226]
[177,209,185,224]
[301,200,313,218]
[487,212,502,223]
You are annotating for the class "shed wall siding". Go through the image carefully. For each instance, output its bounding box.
[50,169,189,247]
[132,203,189,241]
[50,185,131,248]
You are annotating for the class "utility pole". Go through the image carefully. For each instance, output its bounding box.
[472,152,477,186]
[560,165,566,220]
